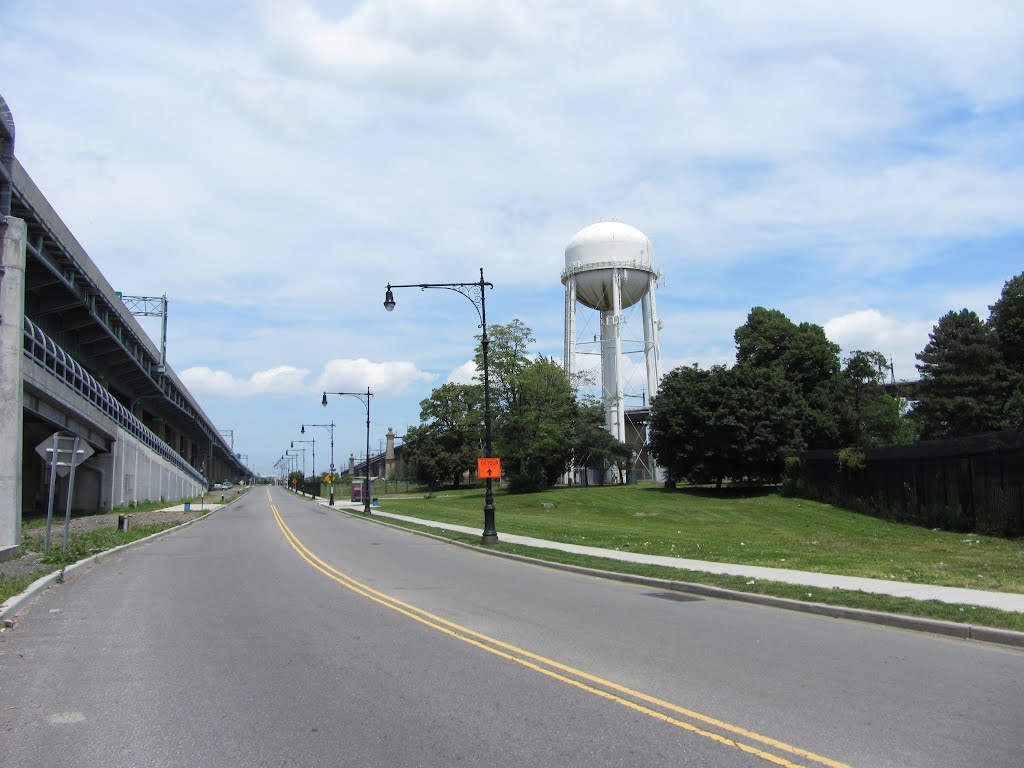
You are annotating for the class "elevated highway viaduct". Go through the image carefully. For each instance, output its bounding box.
[0,96,246,560]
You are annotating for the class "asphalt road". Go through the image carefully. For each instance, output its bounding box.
[2,486,1021,767]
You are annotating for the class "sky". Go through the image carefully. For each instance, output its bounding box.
[3,0,1023,477]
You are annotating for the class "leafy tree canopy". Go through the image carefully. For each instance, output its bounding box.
[837,350,912,447]
[571,398,633,485]
[733,307,844,449]
[734,306,840,398]
[401,383,482,488]
[476,319,534,410]
[989,272,1024,374]
[496,356,577,492]
[650,363,802,488]
[914,309,1006,439]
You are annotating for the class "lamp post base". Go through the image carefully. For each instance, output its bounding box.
[481,482,497,544]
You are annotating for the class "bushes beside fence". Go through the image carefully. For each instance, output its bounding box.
[785,430,1024,537]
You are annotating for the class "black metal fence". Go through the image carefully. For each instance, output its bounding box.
[794,431,1024,537]
[298,479,321,498]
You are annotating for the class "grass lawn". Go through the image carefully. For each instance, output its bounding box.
[362,484,1024,631]
[375,484,1024,594]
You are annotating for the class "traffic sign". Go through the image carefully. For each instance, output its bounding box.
[34,432,94,555]
[477,457,501,479]
[35,432,94,478]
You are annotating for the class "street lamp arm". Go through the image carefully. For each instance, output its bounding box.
[385,272,493,327]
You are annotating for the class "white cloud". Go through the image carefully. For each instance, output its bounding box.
[180,365,311,398]
[5,0,1023,470]
[249,366,311,395]
[446,360,479,385]
[314,358,436,395]
[824,309,934,380]
[263,0,539,92]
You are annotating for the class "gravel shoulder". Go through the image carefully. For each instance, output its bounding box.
[0,508,208,579]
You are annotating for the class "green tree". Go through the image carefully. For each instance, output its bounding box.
[988,272,1024,428]
[476,319,534,410]
[496,356,577,492]
[650,363,802,489]
[571,398,633,485]
[913,309,1006,439]
[735,307,840,397]
[988,272,1024,374]
[1003,388,1024,431]
[471,320,582,492]
[838,350,909,447]
[734,307,841,448]
[401,383,482,488]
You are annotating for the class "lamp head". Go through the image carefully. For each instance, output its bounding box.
[384,286,395,312]
[290,441,294,448]
[322,392,328,407]
[300,425,305,434]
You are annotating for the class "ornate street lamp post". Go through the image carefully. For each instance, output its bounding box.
[286,448,304,480]
[292,438,315,476]
[383,267,497,544]
[322,388,373,516]
[302,421,336,504]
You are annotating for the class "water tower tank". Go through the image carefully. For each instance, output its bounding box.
[562,221,662,476]
[561,221,655,310]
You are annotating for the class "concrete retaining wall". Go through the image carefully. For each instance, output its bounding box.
[110,426,205,507]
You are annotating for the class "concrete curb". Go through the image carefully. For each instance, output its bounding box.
[327,503,1024,650]
[0,500,230,624]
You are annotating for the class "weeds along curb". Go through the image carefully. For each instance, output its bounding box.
[0,496,241,623]
[332,504,1024,651]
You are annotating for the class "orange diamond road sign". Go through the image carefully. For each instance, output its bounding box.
[477,458,501,479]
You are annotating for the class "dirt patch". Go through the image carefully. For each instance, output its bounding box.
[1,508,209,581]
[22,508,207,539]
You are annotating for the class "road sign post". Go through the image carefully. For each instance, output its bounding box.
[35,432,94,554]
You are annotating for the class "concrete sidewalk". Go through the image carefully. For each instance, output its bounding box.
[325,501,1024,614]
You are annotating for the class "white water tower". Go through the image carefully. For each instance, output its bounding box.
[562,221,662,449]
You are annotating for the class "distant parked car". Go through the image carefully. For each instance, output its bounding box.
[222,481,233,488]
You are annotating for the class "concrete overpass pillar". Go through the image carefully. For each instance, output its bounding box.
[0,216,27,560]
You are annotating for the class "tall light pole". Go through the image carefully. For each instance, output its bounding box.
[302,421,336,504]
[292,438,315,477]
[287,446,305,478]
[322,388,373,516]
[286,449,302,487]
[383,267,498,544]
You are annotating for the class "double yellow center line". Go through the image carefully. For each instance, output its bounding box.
[270,494,852,768]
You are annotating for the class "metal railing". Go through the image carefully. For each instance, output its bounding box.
[23,317,205,484]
